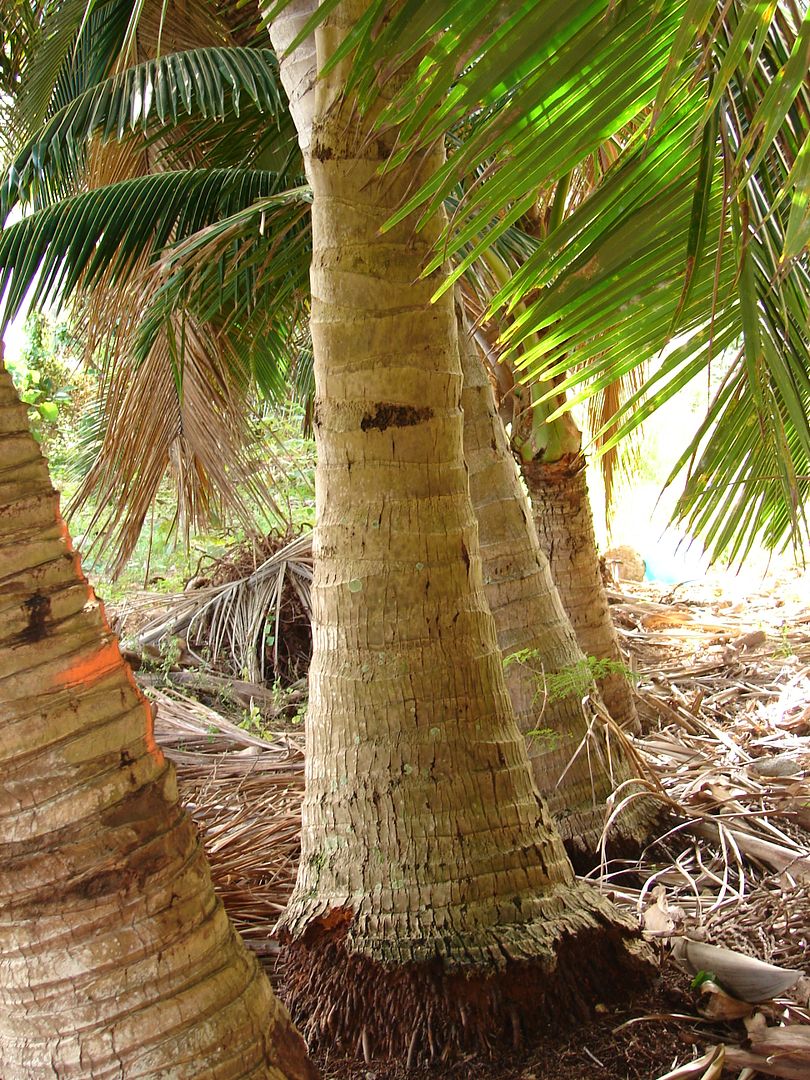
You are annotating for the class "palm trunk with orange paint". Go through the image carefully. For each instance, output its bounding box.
[0,353,315,1079]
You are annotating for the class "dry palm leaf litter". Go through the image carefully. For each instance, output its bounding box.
[131,557,810,1080]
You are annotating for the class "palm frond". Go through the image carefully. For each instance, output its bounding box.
[0,167,303,328]
[128,188,313,441]
[262,0,808,561]
[1,47,288,219]
[68,309,290,576]
[9,0,132,135]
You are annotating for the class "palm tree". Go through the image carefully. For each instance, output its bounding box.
[230,0,810,1054]
[457,295,656,855]
[1,0,807,1061]
[0,0,657,859]
[265,2,650,1057]
[481,271,644,735]
[0,344,316,1077]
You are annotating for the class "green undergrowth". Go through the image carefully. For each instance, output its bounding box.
[504,649,637,722]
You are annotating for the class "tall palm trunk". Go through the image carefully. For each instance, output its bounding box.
[0,357,315,1079]
[269,1,650,1061]
[459,308,652,857]
[522,452,640,733]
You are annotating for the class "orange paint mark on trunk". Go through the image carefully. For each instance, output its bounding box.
[50,505,164,765]
[53,640,122,691]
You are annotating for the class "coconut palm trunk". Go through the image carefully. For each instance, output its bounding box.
[522,450,640,734]
[0,356,315,1079]
[458,305,652,857]
[477,267,640,737]
[267,0,650,1060]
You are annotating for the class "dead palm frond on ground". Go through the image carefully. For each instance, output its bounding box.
[146,570,810,1075]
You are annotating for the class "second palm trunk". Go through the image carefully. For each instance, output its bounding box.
[458,305,655,858]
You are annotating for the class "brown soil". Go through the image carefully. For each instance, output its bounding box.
[307,964,711,1080]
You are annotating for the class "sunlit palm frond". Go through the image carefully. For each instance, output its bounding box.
[263,0,808,562]
[496,7,810,561]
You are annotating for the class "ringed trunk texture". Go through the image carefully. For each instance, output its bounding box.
[458,309,653,858]
[0,359,315,1079]
[272,1,652,1062]
[523,454,640,735]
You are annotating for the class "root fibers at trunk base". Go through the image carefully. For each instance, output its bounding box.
[282,924,652,1064]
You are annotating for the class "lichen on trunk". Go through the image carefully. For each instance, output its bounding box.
[0,359,315,1079]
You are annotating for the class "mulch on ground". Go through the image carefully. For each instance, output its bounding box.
[140,567,810,1079]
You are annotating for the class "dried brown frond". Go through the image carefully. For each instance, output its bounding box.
[594,576,810,1004]
[69,308,283,576]
[60,1,292,574]
[151,685,304,958]
[136,530,313,684]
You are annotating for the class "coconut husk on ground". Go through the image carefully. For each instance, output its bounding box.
[143,568,810,1079]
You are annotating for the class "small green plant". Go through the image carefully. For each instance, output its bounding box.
[504,649,637,707]
[774,623,795,659]
[138,635,183,683]
[239,700,267,737]
[523,724,561,749]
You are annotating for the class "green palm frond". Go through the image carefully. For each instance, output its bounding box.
[0,2,47,104]
[0,167,306,328]
[665,349,810,564]
[494,6,810,561]
[7,0,132,135]
[262,0,808,560]
[1,47,289,219]
[133,188,312,399]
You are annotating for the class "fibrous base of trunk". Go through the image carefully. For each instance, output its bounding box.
[282,885,650,1062]
[273,3,654,1055]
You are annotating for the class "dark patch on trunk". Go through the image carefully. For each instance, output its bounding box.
[360,403,433,433]
[101,776,174,830]
[281,917,652,1064]
[18,592,51,643]
[461,540,470,573]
